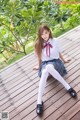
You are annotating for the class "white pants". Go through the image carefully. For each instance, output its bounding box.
[37,64,71,104]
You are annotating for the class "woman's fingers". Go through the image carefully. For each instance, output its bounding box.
[64,59,71,63]
[33,66,39,70]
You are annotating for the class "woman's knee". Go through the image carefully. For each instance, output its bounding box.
[46,64,54,71]
[42,69,49,76]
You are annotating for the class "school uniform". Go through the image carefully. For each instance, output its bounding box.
[38,38,67,77]
[36,38,77,115]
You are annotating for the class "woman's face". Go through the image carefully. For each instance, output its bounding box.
[41,29,50,42]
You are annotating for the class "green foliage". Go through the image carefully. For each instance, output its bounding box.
[0,0,80,69]
[7,53,24,65]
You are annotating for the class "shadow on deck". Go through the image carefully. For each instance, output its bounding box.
[0,25,80,120]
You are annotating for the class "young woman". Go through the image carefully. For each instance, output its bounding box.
[34,24,77,115]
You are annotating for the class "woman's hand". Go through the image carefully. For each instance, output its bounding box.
[64,59,71,63]
[59,53,71,63]
[33,65,39,70]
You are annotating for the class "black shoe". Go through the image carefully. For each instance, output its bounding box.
[68,88,77,98]
[36,102,43,115]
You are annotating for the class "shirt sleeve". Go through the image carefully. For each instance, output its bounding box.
[55,38,63,53]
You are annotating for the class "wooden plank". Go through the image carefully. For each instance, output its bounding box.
[58,101,80,120]
[10,75,80,120]
[1,52,79,90]
[0,52,34,73]
[0,53,35,78]
[62,31,80,41]
[23,86,80,120]
[70,111,80,120]
[44,89,80,120]
[0,73,26,96]
[0,77,54,111]
[1,63,80,111]
[6,80,58,119]
[0,59,79,115]
[1,63,79,111]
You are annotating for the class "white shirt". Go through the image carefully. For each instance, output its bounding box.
[41,38,63,61]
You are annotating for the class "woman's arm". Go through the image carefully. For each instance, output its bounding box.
[59,53,71,63]
[33,59,41,70]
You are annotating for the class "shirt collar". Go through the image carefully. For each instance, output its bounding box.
[43,38,52,44]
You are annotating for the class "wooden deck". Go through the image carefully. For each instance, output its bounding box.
[0,25,80,120]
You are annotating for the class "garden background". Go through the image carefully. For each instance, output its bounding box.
[0,0,80,69]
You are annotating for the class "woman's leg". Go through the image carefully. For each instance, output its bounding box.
[37,69,49,104]
[46,64,71,90]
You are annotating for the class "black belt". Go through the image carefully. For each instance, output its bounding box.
[42,59,59,64]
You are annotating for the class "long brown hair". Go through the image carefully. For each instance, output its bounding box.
[34,24,53,61]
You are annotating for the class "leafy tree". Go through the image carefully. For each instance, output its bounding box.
[0,0,80,62]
